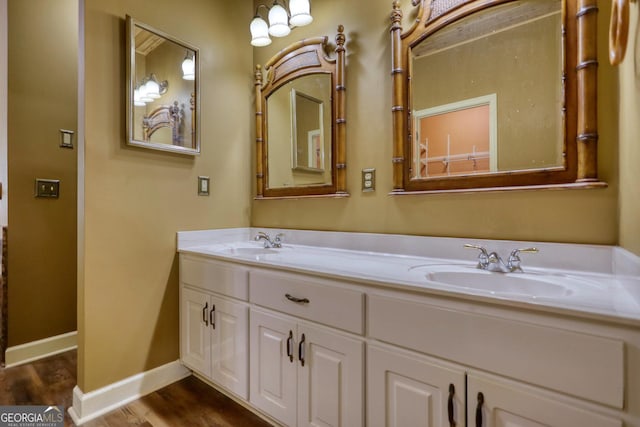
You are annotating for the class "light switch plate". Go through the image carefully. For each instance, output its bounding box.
[60,129,74,149]
[35,179,60,198]
[198,176,210,196]
[362,168,375,192]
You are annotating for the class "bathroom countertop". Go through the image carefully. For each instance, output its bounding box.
[177,228,640,327]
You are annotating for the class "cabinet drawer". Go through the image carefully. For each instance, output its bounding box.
[180,255,249,300]
[369,293,624,408]
[249,270,364,334]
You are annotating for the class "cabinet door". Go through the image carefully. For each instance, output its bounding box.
[210,295,249,399]
[368,343,465,427]
[297,322,364,427]
[180,287,211,377]
[468,372,622,427]
[250,309,297,427]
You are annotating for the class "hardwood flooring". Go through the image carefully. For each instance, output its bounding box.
[0,350,273,426]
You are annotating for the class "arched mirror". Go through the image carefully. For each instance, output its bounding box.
[255,26,347,198]
[126,16,200,155]
[390,0,606,193]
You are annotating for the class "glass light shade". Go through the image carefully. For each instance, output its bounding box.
[182,56,195,80]
[138,83,153,103]
[289,0,313,26]
[250,16,272,46]
[268,4,290,37]
[133,88,145,106]
[145,77,161,99]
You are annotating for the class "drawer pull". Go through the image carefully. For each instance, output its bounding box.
[202,302,209,327]
[475,392,484,427]
[299,333,306,366]
[285,293,310,304]
[286,330,294,363]
[210,304,216,329]
[448,383,456,426]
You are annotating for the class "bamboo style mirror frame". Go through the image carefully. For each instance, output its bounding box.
[390,0,606,193]
[126,16,200,155]
[255,26,347,198]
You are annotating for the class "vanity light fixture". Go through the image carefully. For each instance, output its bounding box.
[181,52,195,80]
[134,74,168,106]
[250,0,313,47]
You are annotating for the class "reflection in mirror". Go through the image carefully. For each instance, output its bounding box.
[255,26,347,198]
[390,0,605,192]
[266,75,330,189]
[291,88,325,172]
[126,16,200,155]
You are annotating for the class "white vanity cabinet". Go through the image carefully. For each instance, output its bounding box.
[179,255,250,399]
[367,342,466,427]
[367,291,625,427]
[249,270,365,427]
[467,372,621,427]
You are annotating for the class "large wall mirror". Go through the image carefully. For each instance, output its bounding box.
[390,0,606,192]
[126,16,200,155]
[255,26,347,198]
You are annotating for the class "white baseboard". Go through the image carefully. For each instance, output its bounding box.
[5,331,77,368]
[68,360,190,426]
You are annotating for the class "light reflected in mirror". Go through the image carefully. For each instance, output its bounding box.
[126,16,200,155]
[411,0,562,180]
[267,74,331,188]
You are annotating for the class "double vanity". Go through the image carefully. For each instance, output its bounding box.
[177,227,640,427]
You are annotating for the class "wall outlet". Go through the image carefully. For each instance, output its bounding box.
[362,168,375,192]
[35,179,60,198]
[198,176,210,196]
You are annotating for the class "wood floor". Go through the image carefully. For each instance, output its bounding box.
[0,350,273,426]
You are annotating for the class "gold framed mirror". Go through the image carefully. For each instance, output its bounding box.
[126,16,200,155]
[390,0,606,193]
[255,26,347,198]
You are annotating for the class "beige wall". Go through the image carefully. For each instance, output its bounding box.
[81,0,252,391]
[7,0,77,346]
[251,0,619,245]
[618,2,640,256]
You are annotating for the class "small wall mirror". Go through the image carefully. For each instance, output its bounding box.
[255,26,347,198]
[126,16,200,155]
[390,0,605,192]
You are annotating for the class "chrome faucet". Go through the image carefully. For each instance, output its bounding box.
[464,244,538,273]
[254,232,284,248]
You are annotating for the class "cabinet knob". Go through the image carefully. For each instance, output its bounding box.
[448,383,456,426]
[285,293,310,304]
[210,304,216,329]
[475,392,484,427]
[202,302,209,327]
[286,330,294,363]
[299,333,306,367]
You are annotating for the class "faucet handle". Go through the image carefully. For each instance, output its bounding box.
[507,247,539,272]
[273,233,284,247]
[464,244,489,255]
[464,244,490,269]
[509,247,539,258]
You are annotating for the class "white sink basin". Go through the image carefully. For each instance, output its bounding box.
[220,247,281,256]
[426,270,573,297]
[213,243,292,259]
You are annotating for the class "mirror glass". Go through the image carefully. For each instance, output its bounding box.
[126,16,200,155]
[411,0,562,179]
[391,0,603,192]
[267,74,331,188]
